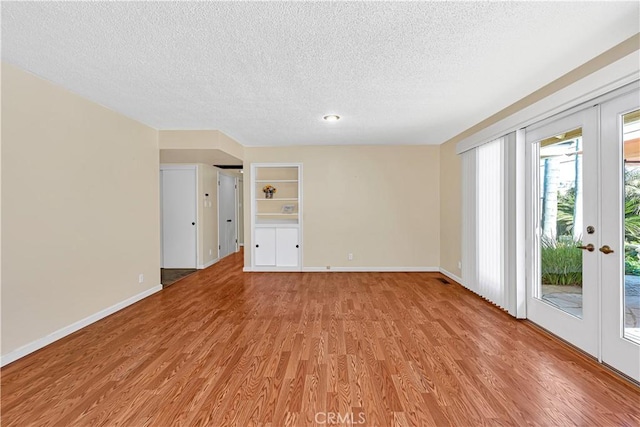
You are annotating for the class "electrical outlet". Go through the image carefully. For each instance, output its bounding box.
[326,266,331,270]
[348,253,353,261]
[209,249,212,256]
[458,261,462,269]
[138,274,144,284]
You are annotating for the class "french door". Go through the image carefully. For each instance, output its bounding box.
[600,91,640,381]
[526,87,640,382]
[526,107,599,356]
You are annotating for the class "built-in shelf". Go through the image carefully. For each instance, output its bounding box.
[255,218,299,225]
[252,163,302,271]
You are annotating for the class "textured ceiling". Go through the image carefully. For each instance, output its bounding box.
[2,2,638,147]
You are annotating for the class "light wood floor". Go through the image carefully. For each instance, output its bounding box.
[2,251,639,426]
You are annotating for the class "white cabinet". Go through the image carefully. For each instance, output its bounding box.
[254,228,276,266]
[254,227,299,267]
[251,163,302,271]
[275,228,299,267]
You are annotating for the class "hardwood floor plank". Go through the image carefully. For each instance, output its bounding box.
[2,251,639,426]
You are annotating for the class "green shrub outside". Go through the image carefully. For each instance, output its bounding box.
[541,236,583,286]
[546,167,640,283]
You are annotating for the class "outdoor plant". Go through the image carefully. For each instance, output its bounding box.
[625,256,640,276]
[625,245,640,276]
[556,187,576,237]
[553,167,640,279]
[541,235,583,286]
[624,167,640,276]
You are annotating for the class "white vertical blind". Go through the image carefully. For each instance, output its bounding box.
[461,137,508,310]
[477,139,505,307]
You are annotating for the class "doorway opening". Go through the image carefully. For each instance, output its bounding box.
[160,268,197,287]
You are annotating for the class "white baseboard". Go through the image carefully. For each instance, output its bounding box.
[243,266,442,273]
[1,284,163,367]
[246,266,302,272]
[198,258,219,269]
[301,266,439,272]
[439,268,463,285]
[242,267,440,273]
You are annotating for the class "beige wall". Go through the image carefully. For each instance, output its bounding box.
[438,140,462,277]
[218,132,245,162]
[159,130,244,161]
[238,177,244,245]
[1,63,161,356]
[199,164,219,266]
[243,145,440,268]
[0,64,3,340]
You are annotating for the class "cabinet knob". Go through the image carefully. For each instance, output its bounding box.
[296,244,299,248]
[256,244,259,248]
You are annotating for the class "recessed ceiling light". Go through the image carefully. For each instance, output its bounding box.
[323,114,341,122]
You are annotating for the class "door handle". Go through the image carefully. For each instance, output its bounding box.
[192,222,195,226]
[296,244,299,248]
[226,219,232,222]
[599,245,614,254]
[576,243,594,252]
[255,244,259,248]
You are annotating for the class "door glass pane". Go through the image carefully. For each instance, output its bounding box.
[623,110,640,344]
[538,128,584,318]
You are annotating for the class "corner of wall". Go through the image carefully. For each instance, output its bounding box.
[439,140,462,277]
[217,131,245,161]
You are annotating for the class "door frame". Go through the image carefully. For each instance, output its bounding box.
[217,171,239,260]
[160,164,199,269]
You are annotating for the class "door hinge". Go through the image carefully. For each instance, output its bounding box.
[219,245,221,250]
[235,239,238,243]
[218,181,220,185]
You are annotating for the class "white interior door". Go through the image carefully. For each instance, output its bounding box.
[526,107,599,356]
[218,173,237,259]
[600,91,640,382]
[161,168,197,268]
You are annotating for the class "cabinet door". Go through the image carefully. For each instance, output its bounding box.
[254,228,276,266]
[276,228,299,267]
